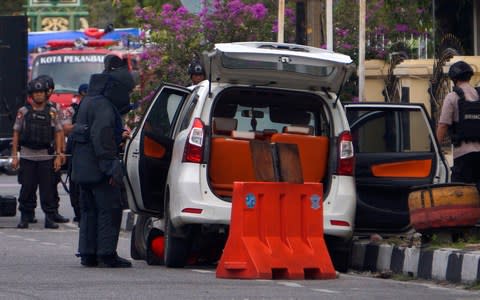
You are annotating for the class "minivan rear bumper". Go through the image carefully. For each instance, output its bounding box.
[171,165,356,240]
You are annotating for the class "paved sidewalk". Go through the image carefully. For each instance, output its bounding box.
[350,240,480,284]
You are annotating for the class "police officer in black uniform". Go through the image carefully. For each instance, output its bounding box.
[35,75,70,224]
[11,78,64,229]
[188,60,206,85]
[71,55,134,267]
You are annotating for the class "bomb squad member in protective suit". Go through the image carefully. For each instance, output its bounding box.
[12,78,64,229]
[71,55,134,267]
[64,83,89,223]
[437,61,480,183]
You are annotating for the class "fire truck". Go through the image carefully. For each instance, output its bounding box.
[29,28,140,109]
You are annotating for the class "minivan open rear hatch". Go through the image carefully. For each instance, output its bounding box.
[206,42,354,92]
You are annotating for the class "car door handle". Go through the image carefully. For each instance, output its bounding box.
[132,151,140,155]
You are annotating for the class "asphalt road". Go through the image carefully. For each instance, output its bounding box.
[0,173,479,300]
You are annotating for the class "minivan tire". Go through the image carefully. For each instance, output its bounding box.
[325,236,352,273]
[164,200,191,268]
[130,215,154,260]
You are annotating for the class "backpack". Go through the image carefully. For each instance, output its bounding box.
[451,86,480,147]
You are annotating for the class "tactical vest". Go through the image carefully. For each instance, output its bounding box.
[20,104,54,150]
[451,86,480,147]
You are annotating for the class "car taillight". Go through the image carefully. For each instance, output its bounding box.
[182,118,204,163]
[337,131,354,176]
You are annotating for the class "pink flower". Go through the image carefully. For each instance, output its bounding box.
[248,3,267,20]
[395,23,409,32]
[162,4,174,13]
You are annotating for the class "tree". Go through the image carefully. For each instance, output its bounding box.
[334,0,433,63]
[132,0,296,109]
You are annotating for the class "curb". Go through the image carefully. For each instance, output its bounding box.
[120,209,135,231]
[350,240,480,284]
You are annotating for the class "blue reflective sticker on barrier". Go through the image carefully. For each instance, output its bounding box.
[311,194,321,210]
[245,193,256,208]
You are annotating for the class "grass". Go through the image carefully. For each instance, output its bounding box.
[391,273,415,282]
[423,232,480,251]
[373,229,480,251]
[465,282,480,290]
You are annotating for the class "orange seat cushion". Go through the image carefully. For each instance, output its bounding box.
[271,133,329,182]
[209,138,256,197]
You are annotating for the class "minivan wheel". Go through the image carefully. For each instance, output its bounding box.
[164,207,191,268]
[325,236,352,273]
[130,215,154,260]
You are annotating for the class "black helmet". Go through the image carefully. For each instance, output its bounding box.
[188,61,205,76]
[27,78,49,94]
[104,54,125,72]
[36,74,55,90]
[78,83,89,95]
[448,61,474,81]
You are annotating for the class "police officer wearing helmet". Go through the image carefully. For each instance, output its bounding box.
[71,55,134,267]
[437,61,480,183]
[32,75,70,224]
[188,60,206,85]
[11,78,64,229]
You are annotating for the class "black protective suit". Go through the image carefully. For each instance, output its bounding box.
[71,69,133,267]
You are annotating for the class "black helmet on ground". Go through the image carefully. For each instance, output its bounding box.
[448,61,474,81]
[27,78,49,94]
[188,61,205,76]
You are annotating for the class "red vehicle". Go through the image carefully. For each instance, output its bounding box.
[30,37,139,108]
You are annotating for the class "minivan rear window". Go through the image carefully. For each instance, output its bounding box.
[221,53,335,77]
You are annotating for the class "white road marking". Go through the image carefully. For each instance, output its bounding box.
[40,242,56,246]
[6,235,22,239]
[0,183,20,187]
[311,288,340,294]
[192,269,215,274]
[24,238,38,242]
[277,282,303,288]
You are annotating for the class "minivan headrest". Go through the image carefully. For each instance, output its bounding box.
[283,125,314,135]
[213,117,238,135]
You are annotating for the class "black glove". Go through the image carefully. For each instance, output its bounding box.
[99,159,125,186]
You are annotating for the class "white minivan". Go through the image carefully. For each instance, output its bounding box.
[124,42,448,271]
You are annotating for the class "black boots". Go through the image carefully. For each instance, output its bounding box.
[78,252,132,268]
[18,212,63,229]
[28,213,38,224]
[17,211,36,228]
[45,215,59,229]
[52,213,69,223]
[17,215,29,229]
[97,253,132,268]
[80,255,98,267]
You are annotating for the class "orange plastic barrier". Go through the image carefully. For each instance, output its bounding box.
[216,182,336,280]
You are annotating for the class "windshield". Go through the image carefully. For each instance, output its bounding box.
[31,54,105,92]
